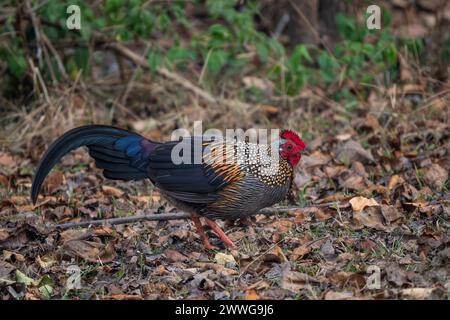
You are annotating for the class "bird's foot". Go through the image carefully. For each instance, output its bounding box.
[191,215,218,250]
[191,215,235,250]
[204,218,236,249]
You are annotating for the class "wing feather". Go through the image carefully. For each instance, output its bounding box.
[148,138,243,203]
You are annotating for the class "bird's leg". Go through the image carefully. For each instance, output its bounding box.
[191,215,218,250]
[204,218,236,249]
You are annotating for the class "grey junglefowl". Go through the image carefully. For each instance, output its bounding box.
[31,125,306,249]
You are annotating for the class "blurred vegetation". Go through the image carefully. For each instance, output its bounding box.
[1,1,434,109]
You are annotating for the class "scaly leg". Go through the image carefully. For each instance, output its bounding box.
[191,215,217,250]
[204,218,236,249]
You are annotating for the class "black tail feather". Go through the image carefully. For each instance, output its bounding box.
[31,125,155,204]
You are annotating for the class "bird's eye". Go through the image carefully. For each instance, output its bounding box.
[287,145,292,150]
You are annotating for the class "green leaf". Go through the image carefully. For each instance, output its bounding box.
[207,49,229,73]
[383,44,398,66]
[7,52,27,79]
[157,12,171,30]
[16,270,37,287]
[256,42,269,62]
[148,50,162,73]
[208,24,232,48]
[74,48,89,74]
[38,274,54,287]
[206,0,238,17]
[39,284,53,299]
[105,0,124,13]
[0,278,15,286]
[291,44,313,65]
[167,46,196,64]
[269,39,285,57]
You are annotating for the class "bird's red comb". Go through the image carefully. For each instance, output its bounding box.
[280,129,306,149]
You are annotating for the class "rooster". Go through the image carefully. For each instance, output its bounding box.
[31,125,306,249]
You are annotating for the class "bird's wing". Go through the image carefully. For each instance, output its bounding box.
[147,138,244,203]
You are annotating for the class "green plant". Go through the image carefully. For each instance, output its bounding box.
[0,1,428,109]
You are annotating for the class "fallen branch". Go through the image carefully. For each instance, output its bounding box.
[54,203,343,230]
[55,212,191,230]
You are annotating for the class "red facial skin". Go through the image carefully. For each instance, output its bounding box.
[279,130,306,167]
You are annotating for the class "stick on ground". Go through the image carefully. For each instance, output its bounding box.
[54,203,342,230]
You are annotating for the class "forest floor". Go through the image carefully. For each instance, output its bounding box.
[0,84,448,299]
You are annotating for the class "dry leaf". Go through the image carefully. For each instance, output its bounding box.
[402,83,426,94]
[353,207,387,231]
[293,209,311,224]
[263,246,288,263]
[9,196,28,205]
[349,196,379,212]
[17,205,35,212]
[386,265,407,286]
[341,174,366,190]
[93,226,114,237]
[36,254,57,269]
[129,195,152,205]
[290,245,311,260]
[53,206,72,220]
[165,249,188,262]
[337,140,375,164]
[357,239,378,251]
[242,76,274,93]
[105,294,143,300]
[194,262,238,275]
[314,208,333,221]
[0,152,14,168]
[63,240,116,263]
[215,252,236,266]
[423,163,448,190]
[122,226,138,238]
[59,229,89,243]
[281,265,320,292]
[365,113,382,132]
[381,205,404,223]
[328,272,366,287]
[0,260,15,277]
[401,288,435,300]
[301,151,330,168]
[0,174,9,187]
[351,161,368,177]
[335,133,352,141]
[227,230,246,242]
[43,171,63,194]
[293,172,312,189]
[320,239,335,257]
[0,229,9,241]
[268,219,293,233]
[3,250,25,262]
[245,289,261,300]
[102,185,124,197]
[257,104,279,114]
[388,175,403,191]
[324,291,354,300]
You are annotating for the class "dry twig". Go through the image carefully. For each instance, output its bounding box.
[53,203,342,230]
